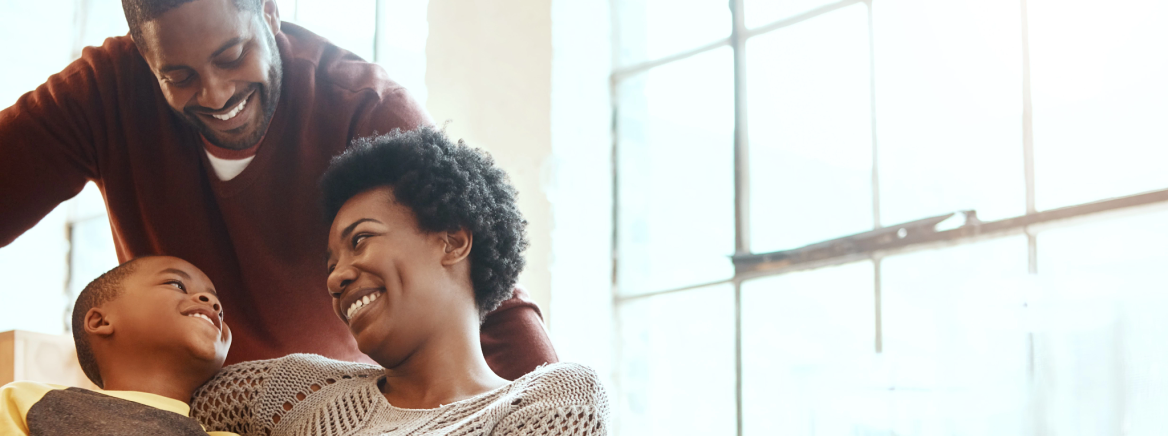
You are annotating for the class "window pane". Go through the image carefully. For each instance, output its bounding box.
[0,0,75,106]
[742,262,877,435]
[616,48,735,295]
[614,0,731,67]
[290,0,376,61]
[1035,208,1168,434]
[747,4,872,252]
[873,0,1024,225]
[1030,0,1168,210]
[745,0,841,29]
[617,284,736,436]
[881,236,1031,434]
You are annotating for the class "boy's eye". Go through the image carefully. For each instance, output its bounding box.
[166,280,187,292]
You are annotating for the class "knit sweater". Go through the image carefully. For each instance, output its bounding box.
[190,354,608,436]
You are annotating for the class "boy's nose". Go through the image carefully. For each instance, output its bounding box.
[197,293,222,314]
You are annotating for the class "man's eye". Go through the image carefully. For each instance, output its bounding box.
[165,74,193,86]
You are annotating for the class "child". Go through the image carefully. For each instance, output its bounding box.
[0,255,238,435]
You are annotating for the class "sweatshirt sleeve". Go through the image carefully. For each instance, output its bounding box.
[0,47,107,247]
[0,381,61,436]
[481,285,561,381]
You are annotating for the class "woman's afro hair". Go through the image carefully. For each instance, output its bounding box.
[320,126,528,318]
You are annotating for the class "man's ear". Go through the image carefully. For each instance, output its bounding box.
[262,0,281,34]
[440,228,473,266]
[84,308,114,338]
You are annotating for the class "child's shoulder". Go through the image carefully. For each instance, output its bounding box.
[0,380,68,394]
[0,380,69,405]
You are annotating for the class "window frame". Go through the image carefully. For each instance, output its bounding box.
[608,0,1168,434]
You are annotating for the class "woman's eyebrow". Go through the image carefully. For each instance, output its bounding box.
[325,218,385,263]
[340,218,382,240]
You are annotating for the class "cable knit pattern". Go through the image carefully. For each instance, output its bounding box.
[191,354,608,436]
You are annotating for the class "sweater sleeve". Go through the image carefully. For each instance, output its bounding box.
[491,363,610,436]
[190,358,278,436]
[0,48,106,247]
[482,285,561,381]
[350,85,433,139]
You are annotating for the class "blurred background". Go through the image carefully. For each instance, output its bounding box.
[2,0,1168,434]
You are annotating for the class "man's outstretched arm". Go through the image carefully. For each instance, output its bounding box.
[480,285,560,381]
[0,47,106,247]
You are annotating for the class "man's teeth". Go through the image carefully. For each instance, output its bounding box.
[188,313,217,328]
[211,97,247,121]
[346,293,380,320]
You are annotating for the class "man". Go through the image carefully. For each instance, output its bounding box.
[0,0,556,380]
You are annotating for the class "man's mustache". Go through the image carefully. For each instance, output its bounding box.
[185,86,258,115]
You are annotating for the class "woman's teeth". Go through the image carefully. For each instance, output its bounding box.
[212,97,248,121]
[346,293,380,320]
[188,313,216,328]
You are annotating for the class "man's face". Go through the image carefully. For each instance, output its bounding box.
[138,0,282,150]
[104,256,232,379]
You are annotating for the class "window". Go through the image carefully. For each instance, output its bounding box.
[611,0,1168,434]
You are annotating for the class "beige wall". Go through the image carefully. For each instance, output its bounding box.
[425,0,554,319]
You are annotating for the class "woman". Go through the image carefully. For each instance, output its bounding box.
[191,127,608,436]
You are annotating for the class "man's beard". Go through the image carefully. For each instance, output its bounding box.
[179,51,283,150]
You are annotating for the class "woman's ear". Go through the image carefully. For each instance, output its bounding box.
[84,308,114,338]
[440,228,473,266]
[262,0,281,34]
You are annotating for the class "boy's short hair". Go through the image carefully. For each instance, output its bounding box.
[71,257,151,388]
[319,127,529,319]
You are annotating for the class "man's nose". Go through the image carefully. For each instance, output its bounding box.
[197,74,234,111]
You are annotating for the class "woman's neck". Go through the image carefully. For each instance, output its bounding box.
[377,323,508,409]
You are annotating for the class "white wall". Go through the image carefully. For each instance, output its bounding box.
[425,0,555,316]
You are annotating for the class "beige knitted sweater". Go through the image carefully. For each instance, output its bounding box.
[190,354,608,436]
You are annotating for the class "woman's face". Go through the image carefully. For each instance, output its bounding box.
[324,186,474,363]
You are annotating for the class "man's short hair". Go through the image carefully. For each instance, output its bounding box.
[121,0,263,48]
[319,127,529,320]
[71,257,151,388]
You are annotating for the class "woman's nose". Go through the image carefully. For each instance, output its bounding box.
[328,263,358,297]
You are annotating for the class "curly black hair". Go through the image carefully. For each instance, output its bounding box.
[320,127,528,319]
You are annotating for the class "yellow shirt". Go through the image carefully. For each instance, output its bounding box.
[0,380,237,435]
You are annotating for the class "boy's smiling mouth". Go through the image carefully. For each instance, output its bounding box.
[182,307,222,331]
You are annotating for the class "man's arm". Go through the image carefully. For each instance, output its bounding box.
[481,285,560,381]
[0,49,105,247]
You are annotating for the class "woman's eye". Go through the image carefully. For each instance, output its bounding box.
[352,234,369,248]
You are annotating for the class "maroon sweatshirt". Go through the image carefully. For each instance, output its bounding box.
[0,23,557,380]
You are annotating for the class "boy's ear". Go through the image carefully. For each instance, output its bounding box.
[440,228,473,266]
[84,307,114,338]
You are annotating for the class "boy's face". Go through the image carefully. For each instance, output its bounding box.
[103,256,232,377]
